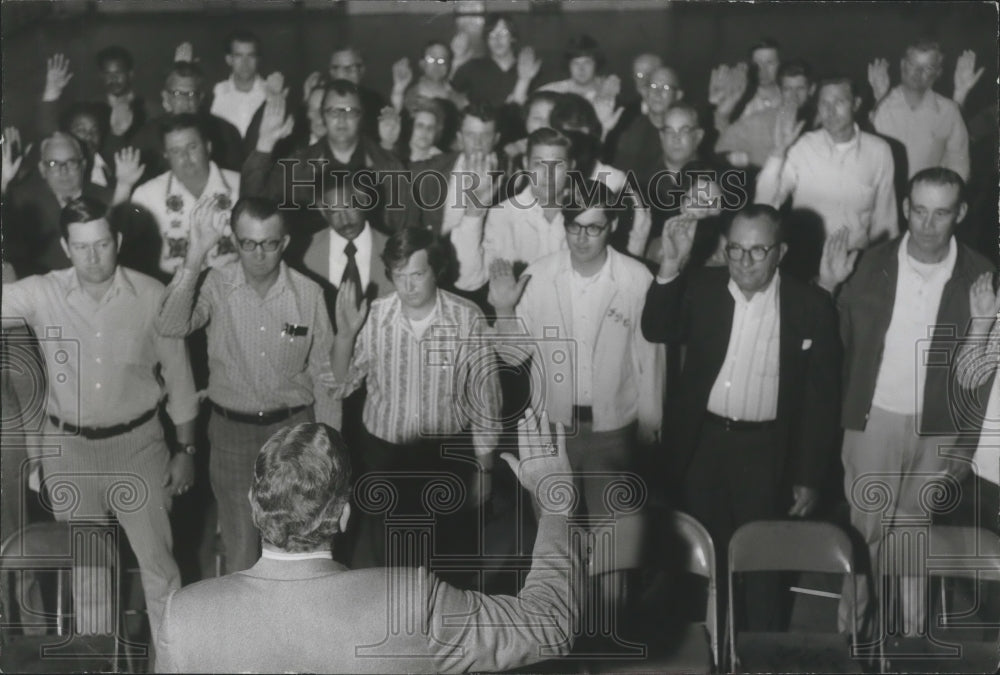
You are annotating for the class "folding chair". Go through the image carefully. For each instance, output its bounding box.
[727,520,863,673]
[0,521,127,673]
[878,524,1000,674]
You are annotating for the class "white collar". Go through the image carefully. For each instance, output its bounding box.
[260,547,333,561]
[328,221,372,253]
[727,269,781,308]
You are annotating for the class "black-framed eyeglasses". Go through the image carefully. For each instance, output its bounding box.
[565,220,610,237]
[724,243,779,263]
[167,89,200,99]
[423,56,448,66]
[323,106,362,120]
[235,236,283,253]
[43,158,83,172]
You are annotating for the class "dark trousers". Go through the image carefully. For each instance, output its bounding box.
[683,420,785,631]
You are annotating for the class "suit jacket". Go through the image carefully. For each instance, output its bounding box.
[410,151,510,238]
[837,236,993,434]
[298,225,393,322]
[642,267,841,489]
[155,514,577,674]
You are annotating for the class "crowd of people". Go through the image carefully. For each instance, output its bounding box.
[1,11,998,673]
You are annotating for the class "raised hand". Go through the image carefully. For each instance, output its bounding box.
[186,197,225,266]
[114,146,146,187]
[264,72,286,98]
[708,64,730,107]
[517,46,542,82]
[391,58,413,91]
[488,258,530,312]
[599,74,622,100]
[256,94,294,153]
[302,71,322,102]
[1,127,28,195]
[772,102,805,156]
[44,53,73,101]
[969,271,1000,319]
[818,227,859,293]
[594,95,625,138]
[174,42,194,63]
[501,407,572,512]
[953,49,984,107]
[377,105,401,149]
[334,279,369,339]
[867,58,890,105]
[450,31,472,71]
[658,213,697,279]
[625,192,652,257]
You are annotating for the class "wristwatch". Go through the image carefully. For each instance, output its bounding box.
[180,444,197,456]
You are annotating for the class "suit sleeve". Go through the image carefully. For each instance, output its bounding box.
[641,274,688,344]
[792,291,842,488]
[426,514,580,673]
[632,272,665,434]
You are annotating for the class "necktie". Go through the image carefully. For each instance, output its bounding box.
[341,240,363,307]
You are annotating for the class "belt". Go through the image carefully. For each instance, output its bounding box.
[573,405,593,424]
[703,411,776,432]
[211,401,309,426]
[48,408,157,440]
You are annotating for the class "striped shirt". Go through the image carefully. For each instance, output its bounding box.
[332,290,501,446]
[1,266,198,427]
[707,272,781,421]
[155,261,339,429]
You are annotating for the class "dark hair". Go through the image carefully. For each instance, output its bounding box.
[323,79,362,108]
[561,179,625,228]
[727,203,785,242]
[549,93,602,139]
[61,102,108,144]
[461,102,499,127]
[96,46,133,71]
[749,38,781,59]
[778,59,813,85]
[526,90,563,116]
[484,14,518,45]
[906,39,943,58]
[909,167,966,203]
[329,44,363,64]
[817,75,857,100]
[561,129,599,179]
[565,34,605,70]
[409,97,446,135]
[226,30,260,54]
[250,423,352,553]
[526,126,573,157]
[664,101,702,127]
[60,196,115,240]
[165,60,206,89]
[423,40,453,62]
[382,227,451,284]
[231,196,286,234]
[159,113,207,144]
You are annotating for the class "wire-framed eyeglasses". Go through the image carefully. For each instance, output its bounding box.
[724,243,779,263]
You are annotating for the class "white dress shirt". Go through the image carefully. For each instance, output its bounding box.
[707,272,781,421]
[872,233,957,415]
[210,76,267,137]
[873,86,970,181]
[327,222,373,291]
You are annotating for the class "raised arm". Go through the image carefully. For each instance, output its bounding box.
[640,214,696,343]
[754,103,803,208]
[954,272,1000,389]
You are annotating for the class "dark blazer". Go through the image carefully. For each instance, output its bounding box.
[837,236,993,434]
[298,225,392,322]
[642,267,841,489]
[154,514,577,674]
[410,151,510,238]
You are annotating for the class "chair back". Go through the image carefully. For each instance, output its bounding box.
[672,511,719,669]
[925,525,1000,583]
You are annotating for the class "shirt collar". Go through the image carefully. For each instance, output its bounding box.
[260,547,333,561]
[889,85,941,114]
[328,221,372,254]
[169,161,232,202]
[226,74,265,95]
[898,231,958,278]
[385,290,445,337]
[64,265,136,301]
[821,123,862,154]
[727,269,781,308]
[227,259,291,300]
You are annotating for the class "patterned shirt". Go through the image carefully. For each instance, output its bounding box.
[130,162,241,275]
[332,290,501,446]
[155,261,339,428]
[2,266,198,427]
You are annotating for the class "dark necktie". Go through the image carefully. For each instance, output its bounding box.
[341,240,363,307]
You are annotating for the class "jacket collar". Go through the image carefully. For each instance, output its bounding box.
[241,555,347,581]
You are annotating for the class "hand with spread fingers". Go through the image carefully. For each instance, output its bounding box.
[44,53,74,102]
[502,407,573,513]
[867,58,890,105]
[818,227,859,293]
[488,258,531,313]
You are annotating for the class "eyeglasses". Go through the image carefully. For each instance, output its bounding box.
[724,243,779,263]
[235,236,283,253]
[661,126,697,139]
[565,220,609,237]
[647,82,675,93]
[323,106,362,120]
[424,56,448,66]
[167,89,200,99]
[489,28,512,38]
[43,158,83,173]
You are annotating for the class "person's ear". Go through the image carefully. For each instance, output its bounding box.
[225,54,235,69]
[205,140,213,157]
[115,232,123,253]
[59,237,70,259]
[956,201,968,224]
[693,128,705,146]
[676,88,684,102]
[778,242,788,264]
[852,96,861,114]
[808,83,816,97]
[161,90,172,113]
[338,502,352,533]
[279,234,291,254]
[902,196,911,221]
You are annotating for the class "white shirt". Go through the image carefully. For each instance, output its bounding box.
[755,125,898,250]
[210,75,267,137]
[872,233,957,415]
[130,162,241,275]
[569,255,614,406]
[873,86,970,181]
[91,153,111,187]
[707,272,781,421]
[260,548,333,561]
[327,222,373,291]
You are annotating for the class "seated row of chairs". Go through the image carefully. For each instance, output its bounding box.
[2,516,997,673]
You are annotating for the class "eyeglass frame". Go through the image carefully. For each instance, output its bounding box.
[42,158,84,173]
[423,56,448,66]
[235,236,284,253]
[724,242,780,263]
[565,220,611,238]
[166,89,201,100]
[323,106,363,120]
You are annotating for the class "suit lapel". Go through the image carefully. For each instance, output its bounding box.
[304,228,331,282]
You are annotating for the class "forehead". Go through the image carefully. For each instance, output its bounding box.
[323,91,361,108]
[322,183,357,208]
[101,59,129,73]
[166,74,200,91]
[461,115,496,133]
[729,214,778,242]
[230,40,257,55]
[425,44,449,58]
[663,107,698,128]
[488,19,511,35]
[413,110,439,126]
[164,127,204,147]
[781,74,810,88]
[235,212,284,236]
[819,82,852,101]
[752,47,779,62]
[528,142,569,161]
[649,67,679,86]
[570,54,595,64]
[905,48,942,65]
[633,54,662,71]
[43,137,81,160]
[573,207,607,225]
[330,50,361,66]
[66,219,113,241]
[909,180,961,208]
